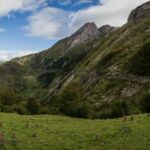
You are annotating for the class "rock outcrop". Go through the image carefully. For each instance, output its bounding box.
[128,1,150,22]
[98,25,116,37]
[69,22,99,48]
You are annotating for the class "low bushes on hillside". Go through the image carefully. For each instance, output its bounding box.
[96,100,129,119]
[138,91,150,113]
[37,71,56,88]
[128,42,150,76]
[0,89,42,115]
[56,82,91,118]
[26,98,41,115]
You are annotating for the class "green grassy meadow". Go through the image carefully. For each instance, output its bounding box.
[0,113,150,150]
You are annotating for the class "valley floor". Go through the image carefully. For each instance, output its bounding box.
[0,113,150,150]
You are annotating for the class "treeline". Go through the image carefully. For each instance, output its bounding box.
[45,82,150,119]
[0,84,150,119]
[0,89,45,115]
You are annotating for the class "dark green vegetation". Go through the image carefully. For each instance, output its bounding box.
[138,91,150,113]
[128,42,150,75]
[0,113,150,150]
[0,89,42,115]
[0,2,150,119]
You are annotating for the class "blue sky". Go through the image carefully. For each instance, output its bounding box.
[0,0,149,61]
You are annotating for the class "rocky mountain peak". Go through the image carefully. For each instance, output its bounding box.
[69,22,99,48]
[98,25,116,37]
[128,1,150,22]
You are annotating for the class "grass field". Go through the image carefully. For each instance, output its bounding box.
[0,113,150,150]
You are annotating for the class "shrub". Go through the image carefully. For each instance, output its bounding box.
[75,102,90,118]
[37,71,56,88]
[13,104,29,115]
[98,108,113,119]
[58,82,82,117]
[0,103,3,112]
[110,101,129,118]
[39,107,51,114]
[58,82,91,118]
[139,92,150,113]
[0,90,19,106]
[98,100,129,119]
[26,98,41,115]
[128,42,150,76]
[3,106,14,113]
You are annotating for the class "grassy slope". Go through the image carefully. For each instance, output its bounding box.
[0,113,150,150]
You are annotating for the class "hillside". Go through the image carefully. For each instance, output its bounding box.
[0,2,150,118]
[0,113,150,150]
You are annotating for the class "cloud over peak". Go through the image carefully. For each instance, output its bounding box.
[0,0,149,40]
[23,0,149,40]
[23,7,71,39]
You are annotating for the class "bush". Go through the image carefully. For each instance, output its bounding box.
[0,103,3,112]
[98,100,129,119]
[58,82,82,117]
[26,98,41,115]
[3,106,14,113]
[0,90,19,106]
[111,101,129,118]
[139,92,150,113]
[57,82,91,118]
[98,108,113,119]
[75,102,90,118]
[39,107,51,114]
[37,71,56,88]
[13,104,29,115]
[129,42,150,76]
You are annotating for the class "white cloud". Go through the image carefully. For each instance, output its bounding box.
[0,0,47,16]
[0,28,6,32]
[23,0,149,40]
[59,0,72,6]
[0,50,36,61]
[23,7,71,39]
[71,0,150,29]
[49,0,94,6]
[75,0,94,6]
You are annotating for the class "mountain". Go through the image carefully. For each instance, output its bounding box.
[3,22,115,96]
[69,22,99,48]
[128,1,150,22]
[0,2,150,118]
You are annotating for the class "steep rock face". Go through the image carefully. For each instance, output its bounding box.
[98,25,116,37]
[69,22,99,48]
[128,1,150,22]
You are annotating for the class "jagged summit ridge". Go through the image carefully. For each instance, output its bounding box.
[69,22,99,48]
[128,1,150,22]
[69,22,116,48]
[98,25,116,37]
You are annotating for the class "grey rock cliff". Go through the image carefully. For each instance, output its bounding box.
[128,1,150,22]
[69,22,99,48]
[98,25,116,37]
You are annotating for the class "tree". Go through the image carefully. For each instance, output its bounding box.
[26,98,41,115]
[139,92,150,113]
[58,82,87,117]
[0,89,19,106]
